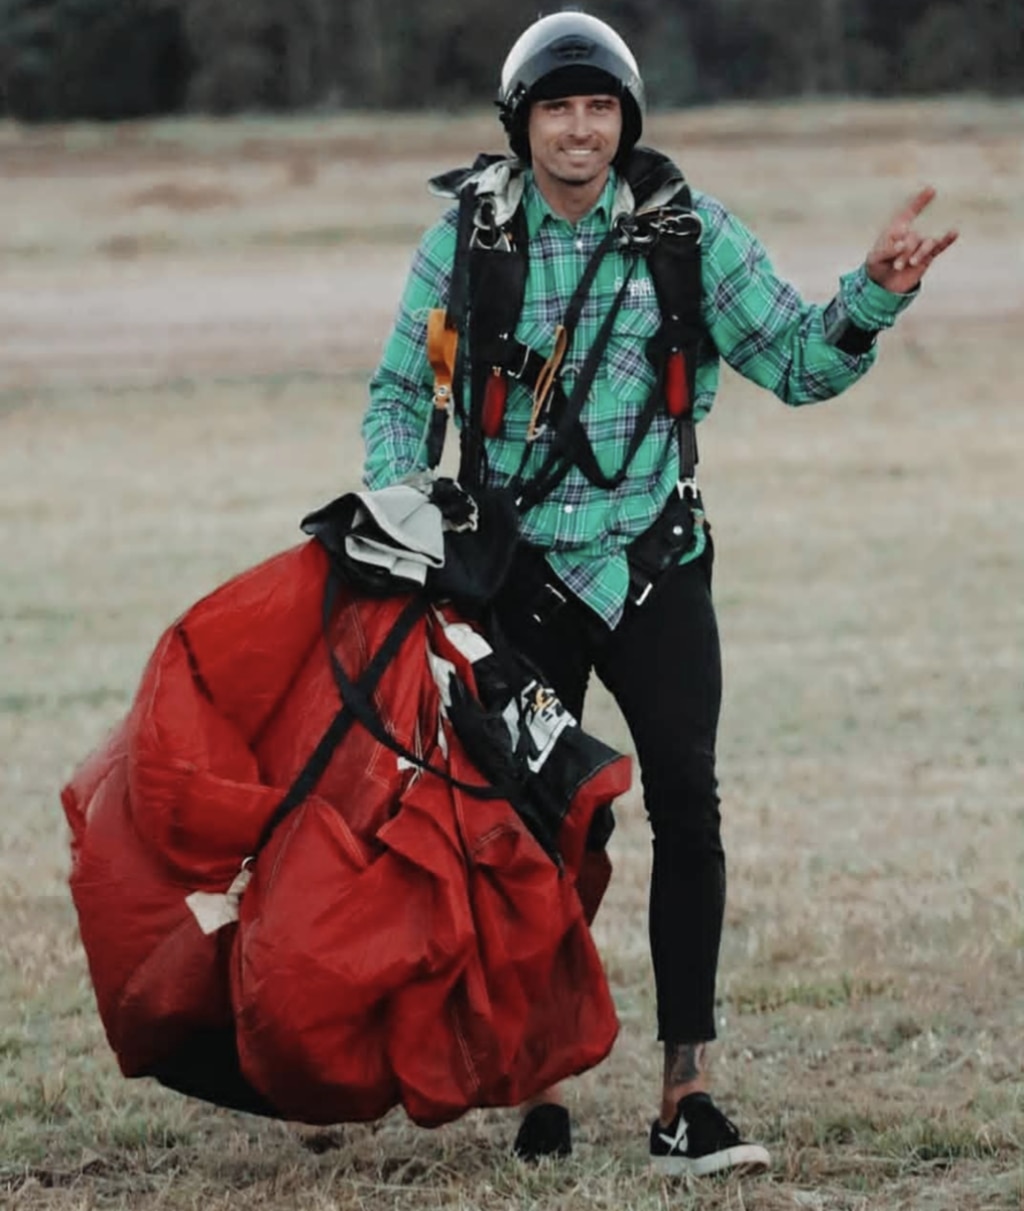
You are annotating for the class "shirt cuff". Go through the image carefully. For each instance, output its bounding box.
[840,264,918,331]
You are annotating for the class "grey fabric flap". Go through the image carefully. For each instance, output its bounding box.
[342,484,445,583]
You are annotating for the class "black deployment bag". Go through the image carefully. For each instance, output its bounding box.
[300,480,521,615]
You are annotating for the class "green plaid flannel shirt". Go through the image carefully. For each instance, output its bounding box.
[362,169,915,626]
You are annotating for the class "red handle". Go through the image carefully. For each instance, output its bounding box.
[665,350,690,418]
[482,370,508,437]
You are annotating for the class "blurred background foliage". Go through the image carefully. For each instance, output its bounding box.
[0,0,1020,123]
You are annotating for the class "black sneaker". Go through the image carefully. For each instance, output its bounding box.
[513,1103,572,1161]
[649,1092,769,1177]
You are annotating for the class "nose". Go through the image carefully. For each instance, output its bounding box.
[567,101,592,139]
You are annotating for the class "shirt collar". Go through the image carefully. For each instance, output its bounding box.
[522,169,619,238]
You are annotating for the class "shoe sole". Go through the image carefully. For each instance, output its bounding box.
[650,1142,771,1177]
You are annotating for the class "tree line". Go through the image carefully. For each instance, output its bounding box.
[0,0,1020,123]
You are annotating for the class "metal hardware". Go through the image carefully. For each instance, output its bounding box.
[470,224,513,252]
[530,582,567,626]
[507,341,532,381]
[617,206,704,251]
[614,213,657,250]
[657,209,704,244]
[470,200,513,252]
[632,581,654,607]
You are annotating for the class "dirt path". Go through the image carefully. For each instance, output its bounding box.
[0,247,413,391]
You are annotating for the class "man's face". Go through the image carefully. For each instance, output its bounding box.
[526,94,622,192]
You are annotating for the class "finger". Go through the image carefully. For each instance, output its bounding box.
[931,229,959,257]
[905,230,960,270]
[893,232,926,272]
[892,185,937,226]
[876,224,908,263]
[889,227,908,254]
[905,236,937,268]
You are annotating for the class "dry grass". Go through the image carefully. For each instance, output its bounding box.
[1,102,1022,1209]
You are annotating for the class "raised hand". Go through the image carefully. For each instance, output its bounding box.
[866,186,958,294]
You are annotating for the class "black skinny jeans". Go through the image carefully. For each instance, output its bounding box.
[491,541,724,1044]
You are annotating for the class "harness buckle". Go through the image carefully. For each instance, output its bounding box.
[658,210,704,245]
[617,207,704,251]
[676,478,698,501]
[470,202,513,252]
[614,213,657,250]
[530,581,567,627]
[507,341,532,382]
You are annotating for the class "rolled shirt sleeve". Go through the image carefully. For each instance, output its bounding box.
[839,262,918,331]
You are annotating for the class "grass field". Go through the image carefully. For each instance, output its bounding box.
[1,101,1022,1209]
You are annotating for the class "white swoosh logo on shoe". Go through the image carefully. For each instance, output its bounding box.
[657,1124,688,1152]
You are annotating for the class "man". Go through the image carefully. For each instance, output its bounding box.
[361,9,956,1178]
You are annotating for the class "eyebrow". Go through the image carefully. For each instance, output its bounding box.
[539,94,618,104]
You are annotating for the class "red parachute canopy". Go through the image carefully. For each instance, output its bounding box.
[62,537,629,1125]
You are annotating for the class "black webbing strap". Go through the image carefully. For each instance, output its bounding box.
[447,185,479,434]
[425,187,479,471]
[512,255,639,511]
[318,571,511,801]
[516,213,705,512]
[645,221,704,484]
[253,591,427,855]
[561,225,621,336]
[549,363,663,494]
[459,205,530,489]
[461,220,622,496]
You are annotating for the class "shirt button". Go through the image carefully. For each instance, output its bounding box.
[575,239,584,251]
[563,504,574,514]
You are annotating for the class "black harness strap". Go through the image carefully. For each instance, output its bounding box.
[426,183,479,471]
[460,203,530,489]
[513,204,704,513]
[253,590,427,855]
[511,254,640,510]
[317,571,514,802]
[643,212,705,485]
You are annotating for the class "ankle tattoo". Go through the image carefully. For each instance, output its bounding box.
[664,1042,708,1087]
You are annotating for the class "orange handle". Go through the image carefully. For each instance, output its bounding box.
[427,308,459,410]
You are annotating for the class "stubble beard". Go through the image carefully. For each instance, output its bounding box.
[548,160,610,190]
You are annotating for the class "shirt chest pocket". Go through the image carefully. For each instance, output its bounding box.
[604,298,661,402]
